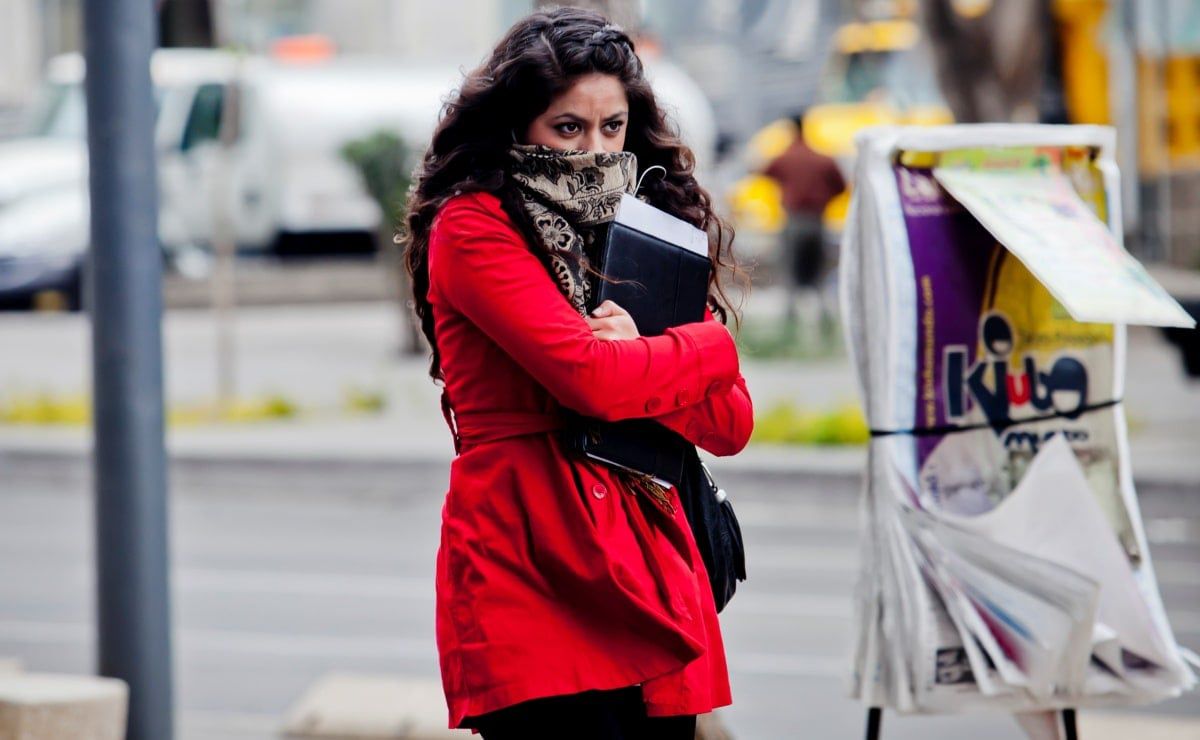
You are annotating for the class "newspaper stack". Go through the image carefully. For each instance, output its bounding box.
[839,125,1197,714]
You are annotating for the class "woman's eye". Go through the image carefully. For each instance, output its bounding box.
[604,121,624,133]
[555,123,581,135]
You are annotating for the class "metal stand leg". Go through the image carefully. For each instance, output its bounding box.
[1062,709,1078,740]
[865,707,882,740]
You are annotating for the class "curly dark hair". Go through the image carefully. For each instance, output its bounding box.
[402,6,741,382]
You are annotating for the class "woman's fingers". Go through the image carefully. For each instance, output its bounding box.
[585,312,639,340]
[585,317,619,333]
[590,300,629,319]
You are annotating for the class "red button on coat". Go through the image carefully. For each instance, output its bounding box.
[592,484,607,499]
[644,397,662,412]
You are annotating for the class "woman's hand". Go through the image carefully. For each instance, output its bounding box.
[586,300,640,341]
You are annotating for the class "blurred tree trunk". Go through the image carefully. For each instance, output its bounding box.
[534,0,641,29]
[342,132,422,356]
[157,0,214,48]
[920,0,1052,122]
[383,226,424,356]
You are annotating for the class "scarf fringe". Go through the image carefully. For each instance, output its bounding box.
[622,470,675,516]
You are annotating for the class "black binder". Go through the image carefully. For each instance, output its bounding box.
[566,194,712,486]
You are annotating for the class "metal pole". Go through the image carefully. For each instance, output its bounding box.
[213,67,242,410]
[82,0,175,737]
[1062,708,1078,740]
[1155,0,1174,263]
[1108,0,1141,253]
[864,706,882,740]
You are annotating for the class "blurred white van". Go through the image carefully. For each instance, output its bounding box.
[0,47,716,306]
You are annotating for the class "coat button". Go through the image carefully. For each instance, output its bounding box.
[592,484,607,499]
[706,380,724,397]
[675,389,690,407]
[644,397,662,413]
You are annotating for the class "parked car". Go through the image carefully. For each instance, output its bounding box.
[0,45,717,309]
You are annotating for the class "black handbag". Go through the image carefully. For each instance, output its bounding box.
[677,446,746,613]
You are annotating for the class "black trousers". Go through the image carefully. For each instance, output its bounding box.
[472,686,697,740]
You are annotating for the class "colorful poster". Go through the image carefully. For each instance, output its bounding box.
[894,156,1136,554]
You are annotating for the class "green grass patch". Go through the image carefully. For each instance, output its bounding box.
[0,384,389,428]
[753,401,869,446]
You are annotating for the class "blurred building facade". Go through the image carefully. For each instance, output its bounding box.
[214,0,842,146]
[7,0,1197,266]
[3,0,840,146]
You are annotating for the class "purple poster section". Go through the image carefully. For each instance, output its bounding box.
[893,165,999,465]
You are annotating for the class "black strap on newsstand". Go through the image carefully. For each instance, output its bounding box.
[868,398,1122,439]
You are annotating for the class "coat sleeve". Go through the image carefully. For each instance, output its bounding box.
[652,312,753,456]
[428,194,741,423]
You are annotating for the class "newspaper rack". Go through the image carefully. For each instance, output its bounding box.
[839,125,1196,739]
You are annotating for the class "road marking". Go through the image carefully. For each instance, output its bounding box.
[1144,517,1200,545]
[733,501,860,531]
[0,620,436,660]
[176,568,434,598]
[729,593,853,618]
[728,652,846,678]
[748,545,860,572]
[180,710,282,738]
[0,618,851,680]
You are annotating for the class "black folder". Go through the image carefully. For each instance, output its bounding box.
[565,194,712,486]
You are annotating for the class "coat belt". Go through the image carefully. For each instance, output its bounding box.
[441,391,562,454]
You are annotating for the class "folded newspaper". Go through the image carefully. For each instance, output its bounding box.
[840,124,1197,714]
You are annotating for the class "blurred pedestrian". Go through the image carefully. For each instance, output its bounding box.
[762,113,846,342]
[401,8,753,740]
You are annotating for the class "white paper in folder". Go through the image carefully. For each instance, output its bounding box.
[932,166,1195,328]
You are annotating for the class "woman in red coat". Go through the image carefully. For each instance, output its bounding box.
[402,8,753,739]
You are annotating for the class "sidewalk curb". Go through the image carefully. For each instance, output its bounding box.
[2,441,1195,494]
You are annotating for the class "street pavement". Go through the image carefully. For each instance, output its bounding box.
[0,454,1197,740]
[0,298,1198,738]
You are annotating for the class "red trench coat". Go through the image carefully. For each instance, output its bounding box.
[427,192,754,729]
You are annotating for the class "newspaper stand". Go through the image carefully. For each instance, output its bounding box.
[840,125,1196,739]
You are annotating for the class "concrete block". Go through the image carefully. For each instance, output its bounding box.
[696,711,734,740]
[0,673,127,740]
[1078,712,1200,740]
[282,673,465,739]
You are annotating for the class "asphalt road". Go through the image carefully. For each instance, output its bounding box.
[0,456,1196,739]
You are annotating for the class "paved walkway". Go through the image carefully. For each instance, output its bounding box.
[0,297,1196,485]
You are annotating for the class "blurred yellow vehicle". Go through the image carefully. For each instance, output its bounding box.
[729,17,953,238]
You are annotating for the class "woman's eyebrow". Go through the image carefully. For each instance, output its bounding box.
[548,110,628,122]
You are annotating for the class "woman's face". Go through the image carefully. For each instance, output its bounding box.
[523,73,628,153]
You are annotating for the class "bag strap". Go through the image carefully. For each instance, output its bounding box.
[698,460,727,502]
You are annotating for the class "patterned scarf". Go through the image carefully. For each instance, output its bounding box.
[507,144,638,315]
[507,144,675,514]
